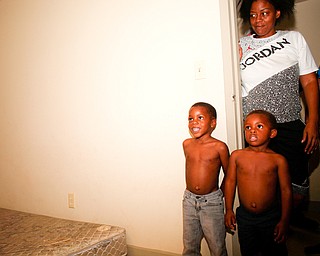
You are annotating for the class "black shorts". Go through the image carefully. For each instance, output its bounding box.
[236,205,288,256]
[269,119,309,195]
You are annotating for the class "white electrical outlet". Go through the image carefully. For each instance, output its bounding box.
[68,193,75,208]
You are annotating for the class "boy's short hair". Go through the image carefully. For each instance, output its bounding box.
[246,110,277,129]
[191,102,217,119]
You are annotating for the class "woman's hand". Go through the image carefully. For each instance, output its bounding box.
[302,121,319,154]
[300,72,319,154]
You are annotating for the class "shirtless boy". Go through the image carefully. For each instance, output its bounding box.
[224,110,292,256]
[183,102,229,256]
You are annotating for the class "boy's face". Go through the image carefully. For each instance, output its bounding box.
[244,113,277,146]
[188,106,216,139]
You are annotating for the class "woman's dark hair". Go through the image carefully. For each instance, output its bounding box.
[237,0,295,25]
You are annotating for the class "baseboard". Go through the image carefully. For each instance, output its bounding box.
[127,245,180,256]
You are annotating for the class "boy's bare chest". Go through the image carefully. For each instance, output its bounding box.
[238,152,277,173]
[239,159,277,177]
[188,145,219,161]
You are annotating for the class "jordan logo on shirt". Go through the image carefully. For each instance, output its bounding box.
[240,38,291,70]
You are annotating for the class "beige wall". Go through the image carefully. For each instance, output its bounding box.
[0,0,238,255]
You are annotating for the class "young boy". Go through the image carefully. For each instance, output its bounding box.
[224,110,292,256]
[183,102,229,256]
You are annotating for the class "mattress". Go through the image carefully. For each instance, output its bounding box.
[0,208,127,256]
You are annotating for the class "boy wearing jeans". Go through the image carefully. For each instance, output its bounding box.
[183,102,229,256]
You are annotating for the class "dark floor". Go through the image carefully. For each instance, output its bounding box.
[287,201,320,256]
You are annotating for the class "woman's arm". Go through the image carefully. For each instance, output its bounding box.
[300,72,319,154]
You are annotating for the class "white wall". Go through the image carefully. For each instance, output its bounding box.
[0,0,232,254]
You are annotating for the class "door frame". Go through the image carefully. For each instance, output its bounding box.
[219,0,243,255]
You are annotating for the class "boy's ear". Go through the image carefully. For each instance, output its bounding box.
[270,129,277,139]
[211,118,217,129]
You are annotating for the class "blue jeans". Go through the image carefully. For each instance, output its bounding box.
[182,189,227,256]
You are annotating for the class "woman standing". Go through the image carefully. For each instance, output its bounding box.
[238,0,319,230]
